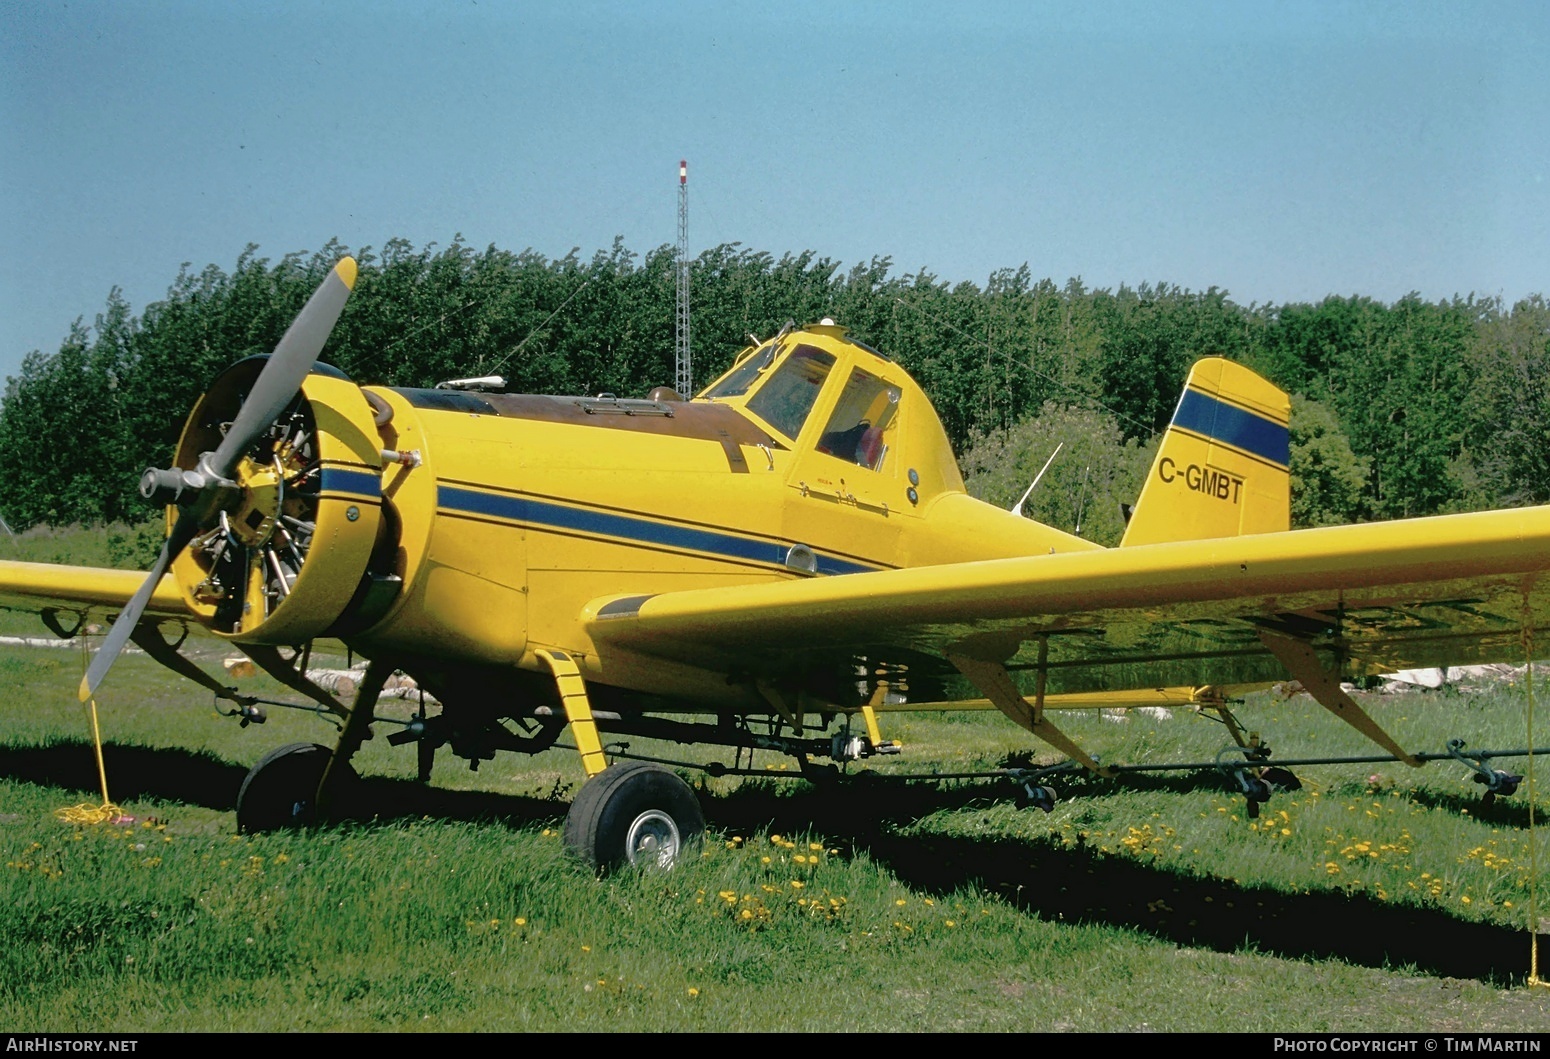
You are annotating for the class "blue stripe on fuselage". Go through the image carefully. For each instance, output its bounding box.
[319,467,382,498]
[1172,389,1290,467]
[437,485,876,576]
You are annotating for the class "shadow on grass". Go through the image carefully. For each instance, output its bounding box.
[707,776,1548,986]
[3,740,1541,984]
[0,740,567,828]
[0,740,247,811]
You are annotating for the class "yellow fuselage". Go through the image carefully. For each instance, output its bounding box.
[343,325,1094,710]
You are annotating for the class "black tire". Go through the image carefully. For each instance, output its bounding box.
[236,742,356,834]
[563,761,704,872]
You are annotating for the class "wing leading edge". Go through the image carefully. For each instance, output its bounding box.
[0,560,192,623]
[584,504,1550,700]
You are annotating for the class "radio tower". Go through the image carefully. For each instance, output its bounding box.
[675,159,692,397]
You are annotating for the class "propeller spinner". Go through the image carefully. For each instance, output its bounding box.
[79,257,359,701]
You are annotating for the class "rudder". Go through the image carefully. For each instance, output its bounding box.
[1120,358,1290,547]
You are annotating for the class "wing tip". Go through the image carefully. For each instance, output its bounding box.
[335,256,358,291]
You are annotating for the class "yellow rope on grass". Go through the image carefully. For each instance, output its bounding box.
[1527,623,1545,989]
[53,694,127,826]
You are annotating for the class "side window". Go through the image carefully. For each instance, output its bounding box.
[815,368,900,472]
[745,345,836,440]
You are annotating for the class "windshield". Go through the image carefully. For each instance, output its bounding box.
[744,344,836,440]
[701,343,777,399]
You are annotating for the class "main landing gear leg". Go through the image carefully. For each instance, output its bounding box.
[234,659,389,834]
[537,649,703,872]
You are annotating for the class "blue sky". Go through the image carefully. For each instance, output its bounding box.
[2,1,1546,384]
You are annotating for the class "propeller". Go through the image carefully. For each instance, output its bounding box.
[79,257,358,702]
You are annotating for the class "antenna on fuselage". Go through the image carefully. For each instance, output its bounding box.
[1073,463,1092,536]
[436,375,507,391]
[1010,442,1063,518]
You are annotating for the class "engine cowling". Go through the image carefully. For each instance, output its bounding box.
[168,358,387,644]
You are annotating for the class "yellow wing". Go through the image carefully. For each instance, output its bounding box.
[0,560,192,629]
[585,504,1550,700]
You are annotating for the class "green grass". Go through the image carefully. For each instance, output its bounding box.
[0,520,162,572]
[3,644,1550,1032]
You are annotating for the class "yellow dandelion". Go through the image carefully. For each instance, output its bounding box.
[740,908,753,920]
[791,880,804,889]
[581,945,591,952]
[895,898,907,907]
[514,917,527,927]
[809,842,823,851]
[1461,896,1472,905]
[688,988,700,997]
[945,920,956,928]
[761,856,771,864]
[1280,828,1291,837]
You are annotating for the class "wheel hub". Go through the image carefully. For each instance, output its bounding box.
[625,809,681,868]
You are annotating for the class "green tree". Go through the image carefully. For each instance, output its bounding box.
[960,401,1156,547]
[1287,394,1369,527]
[1456,294,1550,508]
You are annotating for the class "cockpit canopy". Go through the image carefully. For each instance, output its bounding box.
[700,336,902,473]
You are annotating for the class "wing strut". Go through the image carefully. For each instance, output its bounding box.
[238,644,354,720]
[129,624,264,724]
[949,648,1116,777]
[1259,631,1422,767]
[755,679,803,729]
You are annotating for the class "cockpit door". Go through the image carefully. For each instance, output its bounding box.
[781,361,909,570]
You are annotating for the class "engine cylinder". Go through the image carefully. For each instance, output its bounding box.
[168,358,387,644]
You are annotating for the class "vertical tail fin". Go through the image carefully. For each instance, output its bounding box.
[1120,358,1290,547]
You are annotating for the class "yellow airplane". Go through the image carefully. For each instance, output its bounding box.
[2,257,1548,869]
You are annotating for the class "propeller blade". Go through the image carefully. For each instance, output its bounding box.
[81,256,357,701]
[78,514,201,702]
[210,256,357,478]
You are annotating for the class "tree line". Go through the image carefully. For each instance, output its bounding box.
[1,236,1544,543]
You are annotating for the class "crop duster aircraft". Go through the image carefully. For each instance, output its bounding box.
[2,257,1549,871]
